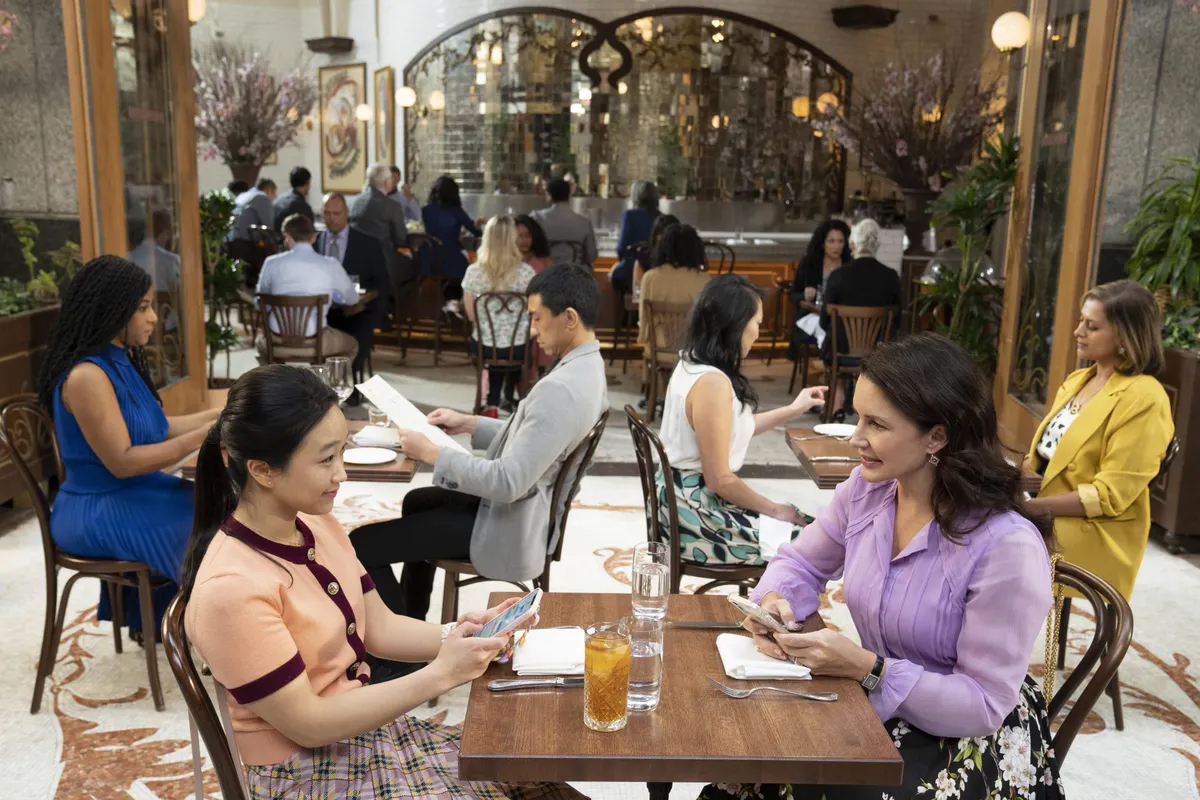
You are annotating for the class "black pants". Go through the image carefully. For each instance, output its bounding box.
[470,341,526,407]
[350,487,478,621]
[327,308,380,377]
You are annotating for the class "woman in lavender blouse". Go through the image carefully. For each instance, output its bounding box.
[709,333,1065,800]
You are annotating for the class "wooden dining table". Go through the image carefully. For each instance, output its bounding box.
[179,420,418,483]
[458,592,903,787]
[785,427,1044,493]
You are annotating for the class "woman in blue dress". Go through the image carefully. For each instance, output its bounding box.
[611,179,661,297]
[37,255,220,638]
[420,175,486,315]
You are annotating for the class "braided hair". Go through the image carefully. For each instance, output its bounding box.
[37,255,160,415]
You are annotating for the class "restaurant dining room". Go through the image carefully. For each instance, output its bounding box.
[0,0,1198,798]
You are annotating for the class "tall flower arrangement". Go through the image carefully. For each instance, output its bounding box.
[816,50,1003,193]
[0,9,18,52]
[193,40,316,184]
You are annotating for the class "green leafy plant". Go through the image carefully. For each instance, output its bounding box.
[0,277,35,316]
[6,217,64,308]
[1161,299,1200,351]
[916,132,1020,373]
[199,190,245,384]
[47,240,83,284]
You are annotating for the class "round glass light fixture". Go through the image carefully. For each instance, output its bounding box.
[991,11,1031,52]
[429,90,446,111]
[791,97,810,119]
[396,86,417,108]
[816,92,839,115]
[188,0,206,24]
[355,103,372,122]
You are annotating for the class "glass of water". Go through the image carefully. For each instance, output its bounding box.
[631,542,669,619]
[621,616,664,711]
[325,357,354,405]
[367,405,389,427]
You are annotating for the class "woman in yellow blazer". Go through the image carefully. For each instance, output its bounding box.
[1026,279,1174,601]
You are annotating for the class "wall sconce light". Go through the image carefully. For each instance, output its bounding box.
[711,31,725,43]
[355,103,372,122]
[188,0,206,24]
[816,92,839,115]
[429,90,446,111]
[396,86,417,108]
[991,11,1031,52]
[791,97,810,118]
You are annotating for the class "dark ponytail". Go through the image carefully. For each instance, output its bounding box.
[859,333,1056,547]
[179,365,339,600]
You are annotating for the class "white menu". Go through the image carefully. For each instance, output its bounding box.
[355,375,469,454]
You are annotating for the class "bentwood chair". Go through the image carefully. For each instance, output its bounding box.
[0,397,169,713]
[470,292,532,414]
[1053,435,1178,731]
[1047,561,1134,761]
[406,234,467,365]
[702,240,737,275]
[642,300,695,423]
[610,241,650,373]
[257,293,330,366]
[548,239,585,267]
[767,263,797,367]
[822,304,899,422]
[163,594,251,800]
[625,405,764,595]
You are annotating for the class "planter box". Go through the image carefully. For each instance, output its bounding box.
[1150,347,1200,550]
[0,305,59,504]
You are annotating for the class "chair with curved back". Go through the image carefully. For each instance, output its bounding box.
[822,304,899,422]
[1047,560,1134,761]
[625,405,764,595]
[611,240,650,373]
[470,291,532,414]
[162,593,250,800]
[702,241,736,275]
[642,299,695,423]
[0,397,169,713]
[406,234,465,365]
[547,239,585,267]
[767,262,797,367]
[257,293,330,366]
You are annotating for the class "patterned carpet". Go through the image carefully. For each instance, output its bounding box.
[0,475,1197,800]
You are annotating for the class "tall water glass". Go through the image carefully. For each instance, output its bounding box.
[325,357,354,404]
[631,542,669,619]
[621,616,664,711]
[583,622,631,732]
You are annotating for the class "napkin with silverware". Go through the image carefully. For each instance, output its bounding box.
[351,426,401,448]
[512,627,585,676]
[717,633,812,680]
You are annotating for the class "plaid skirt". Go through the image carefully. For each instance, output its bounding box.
[245,715,587,800]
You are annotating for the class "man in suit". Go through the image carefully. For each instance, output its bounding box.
[318,192,389,387]
[530,177,598,266]
[349,162,415,290]
[351,265,607,629]
[228,177,278,286]
[273,166,315,231]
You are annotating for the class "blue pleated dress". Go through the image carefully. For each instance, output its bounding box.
[50,344,193,634]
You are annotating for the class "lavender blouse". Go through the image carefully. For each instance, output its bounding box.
[751,468,1052,738]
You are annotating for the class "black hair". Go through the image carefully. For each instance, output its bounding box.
[428,175,462,208]
[37,255,159,415]
[179,365,340,600]
[798,219,851,285]
[256,178,276,192]
[515,214,551,259]
[652,223,705,270]
[860,333,1056,546]
[227,180,249,195]
[289,167,311,190]
[683,274,763,412]
[645,213,680,267]
[527,264,599,328]
[633,181,661,213]
[389,165,402,179]
[547,178,571,203]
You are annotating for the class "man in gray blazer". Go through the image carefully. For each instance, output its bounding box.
[530,178,598,266]
[349,162,416,291]
[352,264,607,626]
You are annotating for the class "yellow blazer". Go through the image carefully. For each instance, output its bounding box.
[1027,366,1173,599]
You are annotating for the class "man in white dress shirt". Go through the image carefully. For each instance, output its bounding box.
[255,213,358,361]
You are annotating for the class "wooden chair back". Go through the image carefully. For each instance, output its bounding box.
[162,593,249,800]
[643,299,693,371]
[546,411,609,565]
[471,291,532,413]
[257,293,329,364]
[626,240,651,271]
[0,398,63,576]
[1048,560,1134,763]
[413,233,447,279]
[548,239,585,266]
[624,404,684,591]
[702,241,737,274]
[825,304,898,359]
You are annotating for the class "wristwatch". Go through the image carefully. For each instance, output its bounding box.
[861,654,886,692]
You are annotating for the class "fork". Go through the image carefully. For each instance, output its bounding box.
[706,677,838,702]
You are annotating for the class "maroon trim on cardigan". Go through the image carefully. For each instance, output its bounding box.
[360,573,376,594]
[229,652,306,704]
[221,516,315,564]
[355,673,369,687]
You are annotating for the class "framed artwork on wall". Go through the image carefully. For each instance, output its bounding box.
[374,66,394,165]
[318,62,368,193]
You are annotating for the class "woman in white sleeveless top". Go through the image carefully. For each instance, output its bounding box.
[656,275,826,565]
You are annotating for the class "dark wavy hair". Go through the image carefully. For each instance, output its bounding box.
[37,255,159,416]
[798,219,851,286]
[683,274,763,412]
[652,223,705,270]
[178,365,340,601]
[860,333,1055,546]
[515,214,551,259]
[428,175,463,208]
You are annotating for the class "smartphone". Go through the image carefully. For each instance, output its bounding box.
[472,588,543,639]
[728,595,789,634]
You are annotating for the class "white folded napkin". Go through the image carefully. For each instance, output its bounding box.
[796,312,826,348]
[352,426,400,447]
[757,514,795,560]
[512,627,585,676]
[716,633,812,680]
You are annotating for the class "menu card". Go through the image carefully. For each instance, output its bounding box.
[355,375,468,454]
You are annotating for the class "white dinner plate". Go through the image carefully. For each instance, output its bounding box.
[343,447,398,466]
[813,423,856,438]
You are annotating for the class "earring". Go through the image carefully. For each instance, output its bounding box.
[928,454,940,467]
[1119,346,1126,355]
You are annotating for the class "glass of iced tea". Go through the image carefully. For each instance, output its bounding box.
[584,622,631,732]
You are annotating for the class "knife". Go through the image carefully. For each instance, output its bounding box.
[666,620,745,630]
[488,677,584,691]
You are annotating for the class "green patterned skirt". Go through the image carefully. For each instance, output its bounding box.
[655,468,811,566]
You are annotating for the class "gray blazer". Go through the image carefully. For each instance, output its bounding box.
[349,187,414,285]
[531,204,598,266]
[431,341,608,581]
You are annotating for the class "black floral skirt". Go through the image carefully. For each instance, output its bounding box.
[699,676,1065,800]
